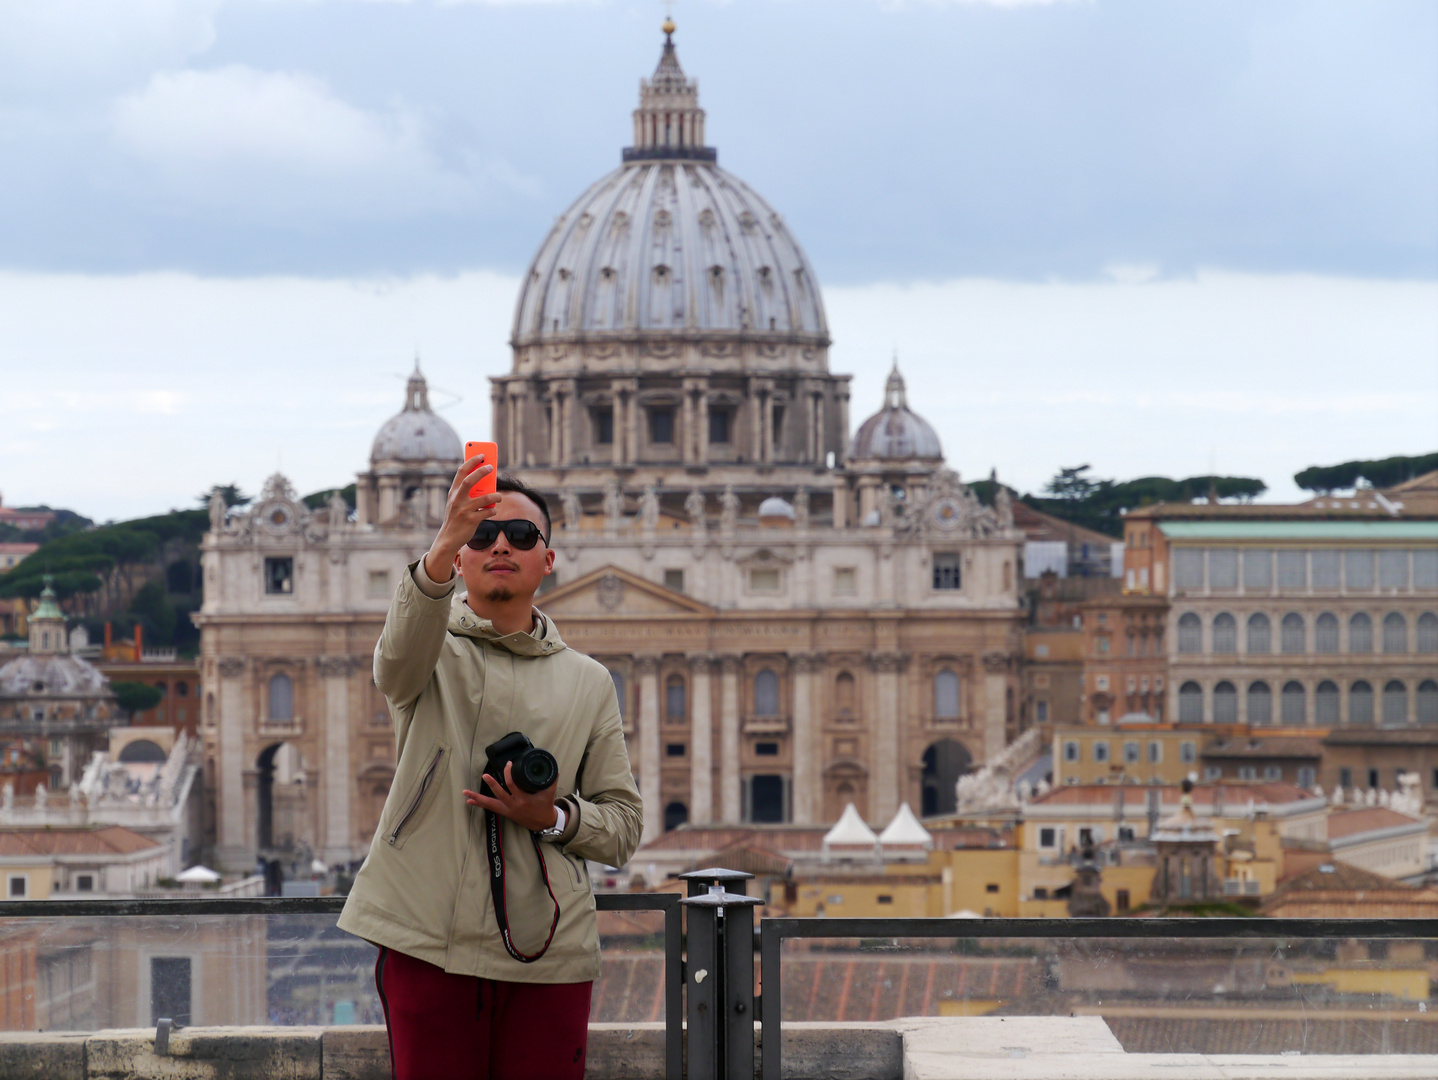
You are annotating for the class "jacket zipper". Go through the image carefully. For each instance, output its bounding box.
[386,746,445,845]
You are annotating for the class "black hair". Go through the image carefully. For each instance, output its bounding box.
[495,474,552,541]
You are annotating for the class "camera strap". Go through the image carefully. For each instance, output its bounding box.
[485,808,561,964]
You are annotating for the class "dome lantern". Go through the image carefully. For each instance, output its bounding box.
[624,21,715,163]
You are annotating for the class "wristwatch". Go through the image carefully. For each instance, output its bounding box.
[539,804,567,840]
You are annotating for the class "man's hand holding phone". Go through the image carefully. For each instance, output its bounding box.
[421,448,500,585]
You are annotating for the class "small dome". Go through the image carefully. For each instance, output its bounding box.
[848,362,943,462]
[757,496,796,522]
[371,364,462,465]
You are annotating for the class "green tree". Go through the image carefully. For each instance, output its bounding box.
[111,681,163,718]
[128,581,177,647]
[1294,452,1438,494]
[199,484,253,508]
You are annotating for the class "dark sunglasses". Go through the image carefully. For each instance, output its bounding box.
[466,519,549,551]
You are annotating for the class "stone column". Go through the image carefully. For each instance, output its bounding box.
[836,384,850,466]
[688,654,714,824]
[377,477,400,523]
[749,383,764,463]
[720,657,741,823]
[637,657,662,842]
[319,656,354,862]
[869,652,904,823]
[697,389,710,465]
[981,652,1010,763]
[216,656,248,869]
[681,389,695,466]
[790,654,816,824]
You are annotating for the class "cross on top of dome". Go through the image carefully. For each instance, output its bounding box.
[624,19,716,163]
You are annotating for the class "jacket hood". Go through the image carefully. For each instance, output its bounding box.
[447,593,568,658]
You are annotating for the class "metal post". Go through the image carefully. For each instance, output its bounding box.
[759,919,782,1080]
[680,870,762,1080]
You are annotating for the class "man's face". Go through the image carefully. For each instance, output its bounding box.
[455,491,554,607]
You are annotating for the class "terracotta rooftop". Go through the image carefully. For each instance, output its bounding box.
[1029,782,1317,810]
[1265,859,1425,898]
[1011,501,1117,548]
[0,825,160,857]
[1325,806,1425,840]
[1201,738,1324,760]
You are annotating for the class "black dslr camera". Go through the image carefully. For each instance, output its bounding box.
[482,732,559,797]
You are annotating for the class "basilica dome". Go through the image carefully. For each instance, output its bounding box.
[371,364,461,465]
[511,28,827,346]
[848,363,943,462]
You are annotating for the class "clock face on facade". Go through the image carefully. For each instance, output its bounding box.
[261,503,294,535]
[931,497,962,530]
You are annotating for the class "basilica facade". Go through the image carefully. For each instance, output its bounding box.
[195,26,1024,870]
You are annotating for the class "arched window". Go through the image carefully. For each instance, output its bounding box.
[1349,680,1374,725]
[1281,681,1306,726]
[175,680,189,697]
[1178,681,1203,723]
[665,675,687,722]
[1418,613,1438,654]
[934,669,960,719]
[1315,681,1339,725]
[1382,613,1408,654]
[267,674,293,723]
[1383,680,1408,725]
[753,669,780,717]
[834,672,856,717]
[1177,613,1202,654]
[1247,681,1272,725]
[1213,681,1237,724]
[608,670,627,718]
[1246,613,1271,654]
[1314,613,1339,653]
[664,801,689,832]
[1212,613,1237,654]
[1280,613,1305,654]
[1417,680,1438,726]
[1349,613,1372,653]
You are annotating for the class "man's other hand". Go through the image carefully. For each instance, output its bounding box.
[463,762,559,833]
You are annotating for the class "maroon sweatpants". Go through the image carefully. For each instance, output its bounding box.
[375,946,592,1080]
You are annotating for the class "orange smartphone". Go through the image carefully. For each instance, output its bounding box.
[464,441,499,498]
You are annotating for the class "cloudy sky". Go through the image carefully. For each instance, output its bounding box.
[1,0,1434,520]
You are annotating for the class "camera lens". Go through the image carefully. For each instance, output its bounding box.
[516,748,558,793]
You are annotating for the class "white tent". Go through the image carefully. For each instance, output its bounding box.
[176,865,221,884]
[878,802,933,850]
[822,803,878,851]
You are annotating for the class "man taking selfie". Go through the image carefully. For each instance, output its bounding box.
[339,454,643,1080]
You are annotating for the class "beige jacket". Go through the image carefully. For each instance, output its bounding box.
[337,561,643,983]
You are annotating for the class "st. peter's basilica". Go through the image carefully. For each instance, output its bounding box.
[196,25,1024,870]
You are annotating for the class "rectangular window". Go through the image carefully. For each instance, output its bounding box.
[1238,765,1257,780]
[1123,741,1140,763]
[1368,768,1380,789]
[1312,550,1341,588]
[1204,765,1222,780]
[1180,741,1196,763]
[748,774,786,823]
[754,741,780,756]
[1339,767,1353,789]
[1173,549,1204,589]
[1039,827,1057,848]
[748,568,781,593]
[663,569,685,593]
[1093,741,1110,763]
[1297,766,1316,788]
[1209,549,1238,590]
[1277,550,1307,588]
[833,567,857,596]
[648,407,675,445]
[7,875,26,898]
[1378,549,1409,588]
[1263,765,1282,781]
[1095,675,1110,691]
[876,894,893,904]
[1148,741,1162,763]
[1415,549,1438,589]
[76,874,94,892]
[1345,549,1375,590]
[1035,700,1049,723]
[1063,741,1079,762]
[932,553,962,590]
[665,743,686,758]
[1116,889,1130,912]
[1078,827,1096,847]
[771,405,785,445]
[1243,549,1272,589]
[592,407,614,445]
[264,557,293,596]
[1033,887,1049,900]
[985,883,999,894]
[708,407,731,444]
[1118,826,1135,841]
[367,570,389,599]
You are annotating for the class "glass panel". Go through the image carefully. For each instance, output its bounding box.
[1212,682,1237,723]
[754,670,781,716]
[1419,613,1438,654]
[1383,680,1408,725]
[1173,549,1203,589]
[1418,680,1438,726]
[1242,549,1271,589]
[1176,614,1202,654]
[1247,681,1272,725]
[1348,613,1373,653]
[1311,550,1341,588]
[1276,549,1307,588]
[1378,549,1409,588]
[934,670,960,719]
[1246,613,1271,654]
[1314,613,1339,653]
[1415,549,1438,589]
[1345,550,1374,590]
[1281,681,1305,726]
[1383,613,1407,654]
[1280,613,1305,654]
[1315,681,1339,725]
[1208,549,1238,590]
[1211,614,1236,654]
[1178,683,1202,723]
[1349,681,1374,725]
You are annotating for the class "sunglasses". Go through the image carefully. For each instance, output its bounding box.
[466,518,549,551]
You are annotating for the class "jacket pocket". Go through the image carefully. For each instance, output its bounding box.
[385,743,448,849]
